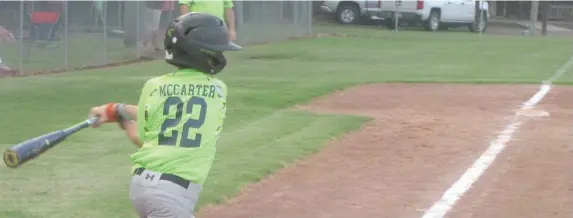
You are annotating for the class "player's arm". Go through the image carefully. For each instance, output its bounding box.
[116,104,137,121]
[116,104,143,147]
[115,78,157,148]
[118,119,142,148]
[89,76,157,147]
[88,103,142,147]
[88,103,137,126]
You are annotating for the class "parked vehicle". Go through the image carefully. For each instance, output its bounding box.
[320,0,489,32]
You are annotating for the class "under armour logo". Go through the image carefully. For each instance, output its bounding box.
[145,174,155,180]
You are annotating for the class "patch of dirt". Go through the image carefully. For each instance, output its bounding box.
[196,83,559,218]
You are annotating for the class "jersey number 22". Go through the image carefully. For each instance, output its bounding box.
[158,96,207,148]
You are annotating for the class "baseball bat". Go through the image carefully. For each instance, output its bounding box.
[3,116,99,168]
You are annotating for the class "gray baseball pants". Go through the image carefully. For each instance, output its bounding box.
[129,168,203,218]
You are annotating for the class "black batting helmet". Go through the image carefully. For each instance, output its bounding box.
[164,12,241,74]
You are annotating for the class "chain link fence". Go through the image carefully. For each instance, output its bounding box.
[0,1,313,76]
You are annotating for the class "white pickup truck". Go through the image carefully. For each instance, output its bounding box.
[320,0,489,32]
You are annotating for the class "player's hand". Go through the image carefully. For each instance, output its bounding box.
[228,30,237,41]
[88,105,110,128]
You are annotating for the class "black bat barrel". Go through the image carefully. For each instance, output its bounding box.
[3,131,68,168]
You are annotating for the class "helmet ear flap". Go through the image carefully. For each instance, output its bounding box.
[164,26,179,52]
[205,52,227,75]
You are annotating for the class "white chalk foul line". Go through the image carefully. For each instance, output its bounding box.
[421,56,573,218]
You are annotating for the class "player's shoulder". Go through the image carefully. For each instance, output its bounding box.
[144,76,160,84]
[208,77,227,89]
[143,73,174,86]
[207,76,228,99]
[140,74,173,96]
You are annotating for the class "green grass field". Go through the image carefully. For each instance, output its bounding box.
[1,24,572,218]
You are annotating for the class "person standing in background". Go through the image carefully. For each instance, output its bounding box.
[91,0,105,30]
[0,57,12,75]
[141,1,163,52]
[161,0,176,25]
[38,1,64,40]
[179,0,236,41]
[157,0,176,50]
[0,25,15,75]
[0,25,15,43]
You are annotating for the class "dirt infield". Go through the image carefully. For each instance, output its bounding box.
[197,83,572,218]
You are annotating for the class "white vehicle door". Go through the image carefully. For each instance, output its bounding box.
[439,0,462,22]
[365,0,383,16]
[458,0,477,22]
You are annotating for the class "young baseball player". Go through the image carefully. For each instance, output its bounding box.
[88,12,241,218]
[179,0,236,41]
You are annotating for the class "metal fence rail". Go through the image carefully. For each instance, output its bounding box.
[0,0,313,75]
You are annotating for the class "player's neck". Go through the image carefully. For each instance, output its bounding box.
[178,67,197,71]
[176,68,206,75]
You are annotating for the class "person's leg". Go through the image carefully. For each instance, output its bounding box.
[141,8,156,52]
[129,176,151,218]
[129,168,202,218]
[0,57,13,75]
[149,181,201,218]
[49,2,63,40]
[154,11,167,51]
[95,1,104,28]
[150,9,162,51]
[95,8,104,28]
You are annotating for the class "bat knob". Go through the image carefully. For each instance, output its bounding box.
[3,149,20,168]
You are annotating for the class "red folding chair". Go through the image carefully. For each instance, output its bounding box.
[29,11,60,43]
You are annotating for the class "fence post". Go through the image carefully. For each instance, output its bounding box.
[103,0,108,64]
[64,1,69,70]
[541,2,549,36]
[235,1,243,30]
[529,0,539,36]
[294,1,299,25]
[478,0,484,36]
[308,0,312,35]
[474,0,480,30]
[280,1,285,24]
[395,0,402,32]
[118,2,122,30]
[136,1,141,58]
[19,0,24,75]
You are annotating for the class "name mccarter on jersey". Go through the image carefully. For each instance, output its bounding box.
[159,84,218,98]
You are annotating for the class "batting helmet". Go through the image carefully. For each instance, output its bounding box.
[164,12,241,74]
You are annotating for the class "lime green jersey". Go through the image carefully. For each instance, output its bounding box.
[178,0,234,20]
[130,69,227,184]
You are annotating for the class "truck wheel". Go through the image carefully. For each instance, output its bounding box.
[336,3,360,24]
[424,10,440,32]
[469,11,488,33]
